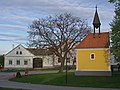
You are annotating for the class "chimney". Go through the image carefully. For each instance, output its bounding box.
[12,44,14,49]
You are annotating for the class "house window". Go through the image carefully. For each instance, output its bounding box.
[16,51,19,55]
[16,60,20,65]
[20,51,22,55]
[24,60,28,65]
[90,53,95,60]
[58,58,61,63]
[66,58,70,63]
[9,60,12,65]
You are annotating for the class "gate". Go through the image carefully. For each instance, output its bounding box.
[33,58,43,68]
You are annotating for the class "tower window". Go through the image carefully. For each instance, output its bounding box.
[90,53,95,60]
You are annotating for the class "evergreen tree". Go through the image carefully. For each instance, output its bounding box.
[109,0,120,62]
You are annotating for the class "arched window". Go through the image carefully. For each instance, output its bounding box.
[16,51,19,55]
[20,51,22,55]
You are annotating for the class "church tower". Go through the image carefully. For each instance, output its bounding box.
[93,6,101,37]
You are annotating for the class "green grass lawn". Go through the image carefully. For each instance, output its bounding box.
[10,72,120,89]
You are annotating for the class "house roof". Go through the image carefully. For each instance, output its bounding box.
[75,32,109,49]
[26,48,53,56]
[5,44,28,56]
[5,44,53,56]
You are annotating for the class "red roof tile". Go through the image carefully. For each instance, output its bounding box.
[75,32,109,49]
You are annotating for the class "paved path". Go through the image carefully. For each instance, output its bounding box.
[0,70,119,90]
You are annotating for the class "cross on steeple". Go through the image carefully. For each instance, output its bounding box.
[93,5,101,38]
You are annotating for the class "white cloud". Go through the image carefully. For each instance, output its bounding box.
[0,38,12,41]
[0,24,28,31]
[0,0,114,22]
[1,15,38,25]
[13,37,28,41]
[10,16,37,23]
[0,0,115,54]
[0,33,27,42]
[0,37,27,42]
[0,33,22,37]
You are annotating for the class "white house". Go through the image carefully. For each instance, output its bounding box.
[4,44,53,69]
[4,44,76,69]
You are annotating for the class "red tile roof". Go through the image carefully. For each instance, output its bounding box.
[75,32,109,49]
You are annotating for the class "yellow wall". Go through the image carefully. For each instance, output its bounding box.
[76,48,110,71]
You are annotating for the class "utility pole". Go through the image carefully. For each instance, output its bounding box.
[66,58,68,84]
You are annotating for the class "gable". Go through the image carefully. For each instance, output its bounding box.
[5,44,34,57]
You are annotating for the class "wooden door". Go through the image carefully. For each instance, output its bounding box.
[33,58,43,68]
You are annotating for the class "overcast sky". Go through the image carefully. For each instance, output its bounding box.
[0,0,114,54]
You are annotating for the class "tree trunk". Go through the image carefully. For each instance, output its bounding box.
[59,57,65,73]
[52,54,55,66]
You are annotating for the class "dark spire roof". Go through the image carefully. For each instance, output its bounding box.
[93,6,101,29]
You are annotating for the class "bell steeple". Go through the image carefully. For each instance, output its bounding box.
[93,6,101,38]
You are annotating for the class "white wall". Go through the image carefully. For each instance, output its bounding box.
[4,45,34,69]
[34,55,53,67]
[6,45,34,57]
[4,44,76,69]
[4,56,33,69]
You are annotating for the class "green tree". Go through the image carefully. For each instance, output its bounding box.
[109,0,120,62]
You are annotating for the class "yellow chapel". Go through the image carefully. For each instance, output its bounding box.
[75,7,111,76]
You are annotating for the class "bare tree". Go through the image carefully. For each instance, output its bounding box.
[28,13,91,72]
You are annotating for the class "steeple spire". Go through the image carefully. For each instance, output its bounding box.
[93,5,101,37]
